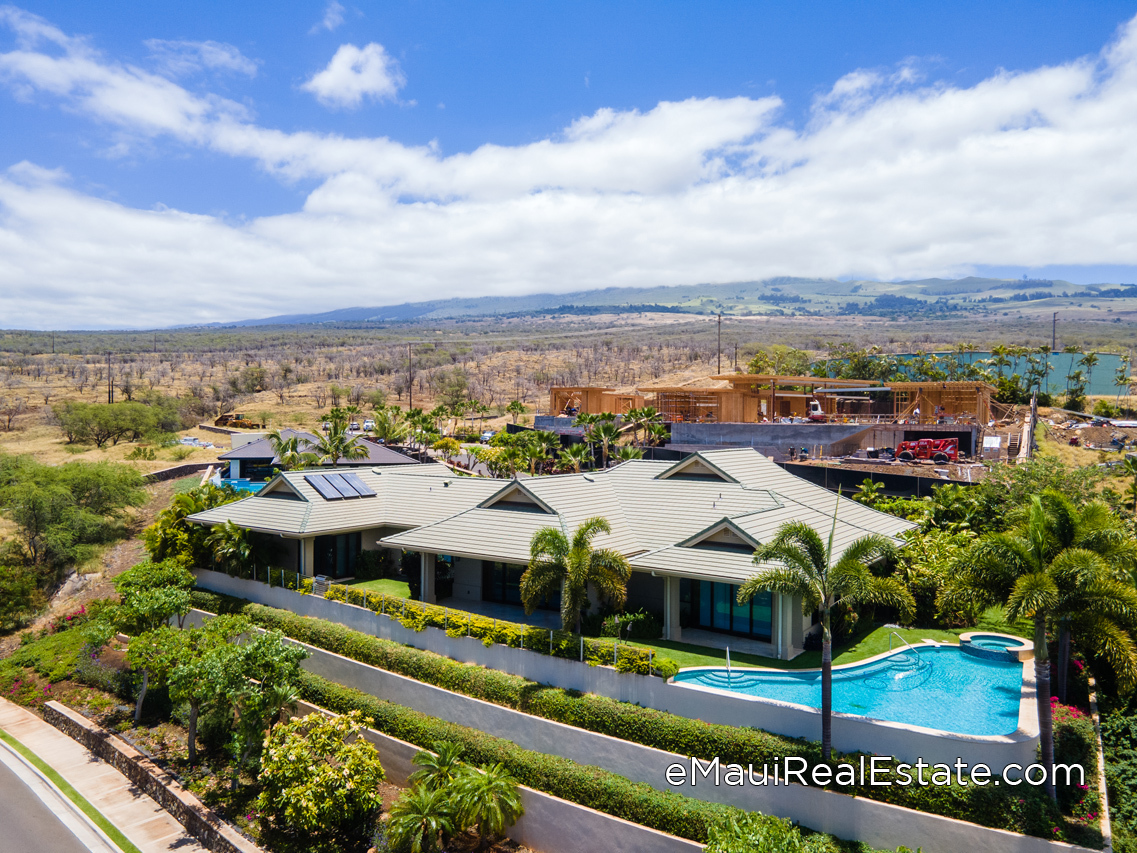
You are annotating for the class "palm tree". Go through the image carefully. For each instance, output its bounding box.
[408,742,466,791]
[389,784,455,853]
[739,506,912,761]
[506,400,526,423]
[614,446,644,462]
[522,517,631,633]
[1007,491,1137,701]
[312,423,369,467]
[591,421,621,468]
[938,491,1137,800]
[453,763,525,851]
[264,429,317,471]
[558,442,591,473]
[371,407,410,444]
[205,520,272,577]
[645,422,669,447]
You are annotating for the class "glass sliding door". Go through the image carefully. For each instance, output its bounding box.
[688,580,772,641]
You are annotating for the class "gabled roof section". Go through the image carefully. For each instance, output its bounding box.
[259,475,306,500]
[478,480,557,515]
[678,518,762,552]
[655,452,739,483]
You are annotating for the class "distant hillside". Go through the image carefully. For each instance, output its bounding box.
[223,275,1109,328]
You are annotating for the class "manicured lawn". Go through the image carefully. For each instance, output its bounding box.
[634,607,1032,671]
[343,577,411,598]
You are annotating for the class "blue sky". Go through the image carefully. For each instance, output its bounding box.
[2,1,1137,328]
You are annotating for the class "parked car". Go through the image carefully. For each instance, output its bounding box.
[480,430,496,443]
[363,418,376,431]
[349,422,360,432]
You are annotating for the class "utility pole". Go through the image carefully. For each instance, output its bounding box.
[106,352,113,404]
[717,313,722,374]
[407,343,413,411]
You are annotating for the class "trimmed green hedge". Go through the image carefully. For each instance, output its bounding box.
[191,590,1098,845]
[320,580,677,677]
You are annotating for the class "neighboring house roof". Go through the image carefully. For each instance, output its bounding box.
[188,448,918,581]
[218,430,418,467]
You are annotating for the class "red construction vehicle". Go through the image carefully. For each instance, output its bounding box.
[895,437,959,463]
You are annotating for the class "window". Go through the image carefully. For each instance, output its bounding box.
[481,561,560,610]
[685,579,771,640]
[313,532,361,579]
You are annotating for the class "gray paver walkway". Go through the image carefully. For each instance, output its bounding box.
[0,698,209,853]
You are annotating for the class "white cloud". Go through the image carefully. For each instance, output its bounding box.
[144,39,258,78]
[310,0,345,34]
[3,8,1137,327]
[301,42,404,108]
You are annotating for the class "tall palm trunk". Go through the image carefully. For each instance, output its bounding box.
[1034,612,1056,801]
[1056,619,1071,703]
[821,607,833,761]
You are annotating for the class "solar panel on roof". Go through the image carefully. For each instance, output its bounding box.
[305,474,344,501]
[340,471,377,497]
[323,472,360,499]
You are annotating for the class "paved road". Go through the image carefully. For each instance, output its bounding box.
[0,759,91,853]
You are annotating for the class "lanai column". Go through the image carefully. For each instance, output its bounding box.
[663,575,682,641]
[300,538,315,577]
[420,552,436,604]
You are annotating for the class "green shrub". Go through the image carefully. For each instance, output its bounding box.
[257,710,385,853]
[299,671,739,844]
[188,590,1086,841]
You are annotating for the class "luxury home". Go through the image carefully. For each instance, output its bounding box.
[187,448,915,659]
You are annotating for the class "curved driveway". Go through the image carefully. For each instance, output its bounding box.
[0,758,91,853]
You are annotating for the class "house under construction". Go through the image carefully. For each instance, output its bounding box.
[549,375,996,425]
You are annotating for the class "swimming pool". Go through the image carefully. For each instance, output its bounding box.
[671,646,1024,736]
[221,478,265,493]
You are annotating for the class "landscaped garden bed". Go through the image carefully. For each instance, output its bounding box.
[189,588,1104,847]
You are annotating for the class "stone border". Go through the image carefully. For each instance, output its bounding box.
[42,701,264,853]
[144,462,216,483]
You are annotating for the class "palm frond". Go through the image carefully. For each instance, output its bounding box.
[738,566,819,611]
[1006,571,1059,622]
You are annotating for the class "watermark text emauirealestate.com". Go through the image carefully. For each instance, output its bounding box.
[666,756,1084,788]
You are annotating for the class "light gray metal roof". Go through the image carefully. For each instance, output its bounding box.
[191,448,918,586]
[188,464,502,536]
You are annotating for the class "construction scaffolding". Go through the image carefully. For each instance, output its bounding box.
[549,376,996,425]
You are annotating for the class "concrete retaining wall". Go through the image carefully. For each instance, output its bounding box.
[193,570,1039,769]
[290,699,702,853]
[43,701,262,853]
[196,616,1091,853]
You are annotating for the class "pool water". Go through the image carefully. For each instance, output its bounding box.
[672,646,1023,736]
[221,478,265,493]
[970,635,1020,650]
